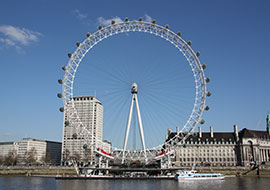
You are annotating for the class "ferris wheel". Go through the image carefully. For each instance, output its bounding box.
[58,17,210,164]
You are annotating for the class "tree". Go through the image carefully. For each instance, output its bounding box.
[70,151,81,163]
[41,152,52,165]
[0,155,3,165]
[3,150,18,166]
[23,147,37,165]
[83,148,92,164]
[62,149,71,163]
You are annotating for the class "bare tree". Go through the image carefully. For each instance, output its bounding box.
[70,151,81,163]
[41,152,52,165]
[3,150,18,166]
[23,147,37,165]
[0,155,3,165]
[83,148,92,164]
[62,149,70,163]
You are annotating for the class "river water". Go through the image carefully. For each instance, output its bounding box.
[0,176,269,190]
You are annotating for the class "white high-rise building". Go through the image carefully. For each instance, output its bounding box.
[62,96,110,165]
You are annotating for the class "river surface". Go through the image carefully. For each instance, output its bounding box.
[0,176,269,190]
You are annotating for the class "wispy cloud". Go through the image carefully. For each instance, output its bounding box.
[97,16,123,26]
[72,9,88,20]
[144,14,153,23]
[0,25,42,50]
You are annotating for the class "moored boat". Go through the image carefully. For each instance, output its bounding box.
[175,170,224,181]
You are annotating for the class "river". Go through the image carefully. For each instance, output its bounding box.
[0,176,269,190]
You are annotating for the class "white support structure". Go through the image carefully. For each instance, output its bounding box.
[122,83,146,163]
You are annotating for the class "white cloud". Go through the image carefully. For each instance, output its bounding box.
[72,9,88,20]
[144,14,153,23]
[97,16,123,26]
[0,25,42,49]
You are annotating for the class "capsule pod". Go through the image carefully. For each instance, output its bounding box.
[83,144,88,149]
[98,25,102,30]
[202,64,207,70]
[196,52,200,57]
[205,77,210,83]
[58,79,63,84]
[68,53,72,58]
[62,65,66,71]
[57,93,62,98]
[187,41,192,46]
[152,20,156,24]
[206,91,212,97]
[139,17,143,22]
[177,32,181,37]
[72,133,77,139]
[86,32,91,37]
[204,106,210,111]
[59,107,64,112]
[65,121,69,126]
[199,119,205,125]
[76,42,80,47]
[165,24,169,29]
[125,17,129,22]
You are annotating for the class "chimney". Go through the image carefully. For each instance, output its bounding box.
[176,126,179,135]
[198,126,202,138]
[234,124,239,141]
[267,115,270,135]
[168,128,172,134]
[210,126,214,138]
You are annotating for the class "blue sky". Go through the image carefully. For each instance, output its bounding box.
[0,0,270,147]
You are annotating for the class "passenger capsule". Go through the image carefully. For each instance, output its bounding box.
[72,133,77,139]
[57,93,62,98]
[125,17,129,22]
[76,42,80,47]
[165,24,169,29]
[187,41,192,46]
[196,52,200,57]
[59,107,64,112]
[86,32,91,37]
[202,64,207,70]
[205,106,210,111]
[58,79,63,84]
[68,53,72,58]
[111,20,115,25]
[65,121,69,126]
[200,119,205,124]
[206,91,212,97]
[205,77,210,83]
[62,65,66,71]
[152,20,156,24]
[139,17,143,22]
[177,32,181,37]
[98,25,102,30]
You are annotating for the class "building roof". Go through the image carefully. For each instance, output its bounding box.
[239,128,270,139]
[167,132,237,143]
[0,142,14,145]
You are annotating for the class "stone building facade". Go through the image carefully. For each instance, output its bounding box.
[167,119,270,167]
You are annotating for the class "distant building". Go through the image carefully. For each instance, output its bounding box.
[0,138,61,165]
[166,116,270,167]
[0,142,17,157]
[62,96,111,165]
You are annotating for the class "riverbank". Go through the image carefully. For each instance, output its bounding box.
[0,166,76,176]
